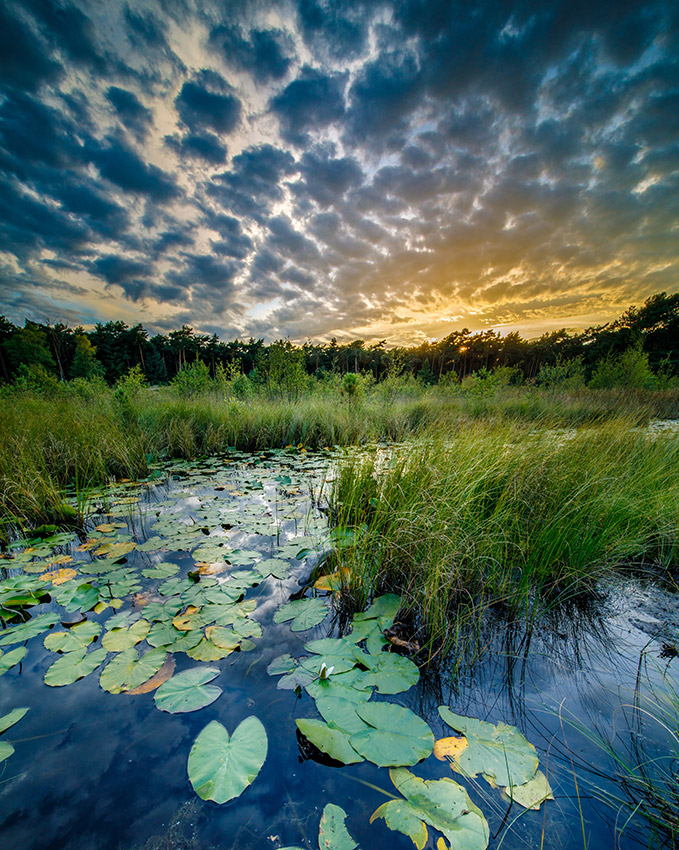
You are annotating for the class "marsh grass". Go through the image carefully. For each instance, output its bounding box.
[329,421,679,662]
[1,380,678,533]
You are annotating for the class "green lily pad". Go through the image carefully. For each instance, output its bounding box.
[0,706,29,734]
[359,652,419,695]
[0,741,14,763]
[154,667,222,713]
[141,562,180,579]
[274,598,328,631]
[438,707,539,787]
[54,581,100,613]
[319,803,358,849]
[316,696,370,735]
[100,647,167,694]
[0,612,60,646]
[44,621,101,653]
[188,717,268,804]
[296,718,364,765]
[45,647,108,687]
[185,637,233,662]
[353,594,401,629]
[102,619,150,652]
[371,768,489,850]
[306,669,373,703]
[255,558,290,579]
[0,646,27,675]
[349,703,434,767]
[105,609,142,629]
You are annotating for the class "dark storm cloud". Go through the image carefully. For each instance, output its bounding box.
[297,0,370,60]
[270,66,346,145]
[106,87,153,140]
[86,137,178,201]
[206,144,297,220]
[209,24,293,82]
[0,5,60,92]
[175,70,241,134]
[1,0,678,339]
[164,131,227,164]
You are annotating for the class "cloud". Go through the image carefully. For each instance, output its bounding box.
[209,24,293,82]
[164,131,227,164]
[106,86,153,140]
[174,70,241,134]
[270,66,346,145]
[87,136,178,201]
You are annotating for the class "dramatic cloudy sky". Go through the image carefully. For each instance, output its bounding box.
[0,0,677,343]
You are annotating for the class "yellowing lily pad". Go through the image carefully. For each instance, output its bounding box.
[94,541,136,557]
[434,736,469,762]
[503,770,554,810]
[38,568,77,585]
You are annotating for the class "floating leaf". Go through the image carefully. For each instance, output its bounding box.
[54,582,100,613]
[0,646,26,675]
[154,667,222,713]
[306,669,373,703]
[296,719,363,765]
[255,558,289,579]
[314,568,351,593]
[0,612,60,646]
[188,717,267,804]
[316,696,370,736]
[0,707,29,734]
[94,541,136,557]
[353,594,401,628]
[105,609,141,629]
[274,598,328,632]
[126,655,176,694]
[172,605,203,631]
[100,647,167,694]
[94,523,126,533]
[205,626,255,653]
[45,647,108,687]
[319,803,358,850]
[141,562,180,579]
[503,770,554,810]
[372,768,489,850]
[0,741,14,763]
[38,568,77,585]
[349,703,434,767]
[185,637,233,661]
[359,651,419,695]
[434,737,469,762]
[44,621,101,653]
[438,708,539,787]
[102,619,150,652]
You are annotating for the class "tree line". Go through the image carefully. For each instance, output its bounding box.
[1,291,678,389]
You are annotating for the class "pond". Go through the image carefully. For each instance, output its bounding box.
[0,448,676,850]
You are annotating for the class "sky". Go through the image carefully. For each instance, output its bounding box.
[0,0,677,345]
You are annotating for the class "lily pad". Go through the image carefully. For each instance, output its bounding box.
[359,652,419,695]
[0,706,29,734]
[188,717,268,804]
[0,612,60,646]
[438,708,539,787]
[141,562,180,579]
[0,646,27,675]
[349,703,434,767]
[371,768,489,850]
[296,719,364,765]
[102,619,150,652]
[319,803,358,850]
[100,647,167,694]
[274,598,328,632]
[154,667,222,713]
[45,647,108,687]
[44,621,101,653]
[353,594,401,628]
[503,770,554,810]
[255,558,290,579]
[185,637,234,662]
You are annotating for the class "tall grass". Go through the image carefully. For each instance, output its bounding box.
[1,380,678,532]
[329,420,679,661]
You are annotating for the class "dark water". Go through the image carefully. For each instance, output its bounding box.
[0,449,676,850]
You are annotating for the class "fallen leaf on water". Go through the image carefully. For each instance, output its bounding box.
[126,655,176,694]
[39,568,77,585]
[173,605,202,631]
[434,736,469,762]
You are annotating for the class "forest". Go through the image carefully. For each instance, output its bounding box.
[2,290,678,391]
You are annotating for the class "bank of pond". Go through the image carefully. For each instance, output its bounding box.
[0,438,677,849]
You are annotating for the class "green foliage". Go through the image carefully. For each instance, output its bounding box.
[536,356,585,389]
[171,360,211,395]
[71,334,104,379]
[589,344,656,389]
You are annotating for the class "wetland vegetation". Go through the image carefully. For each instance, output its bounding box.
[1,292,679,849]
